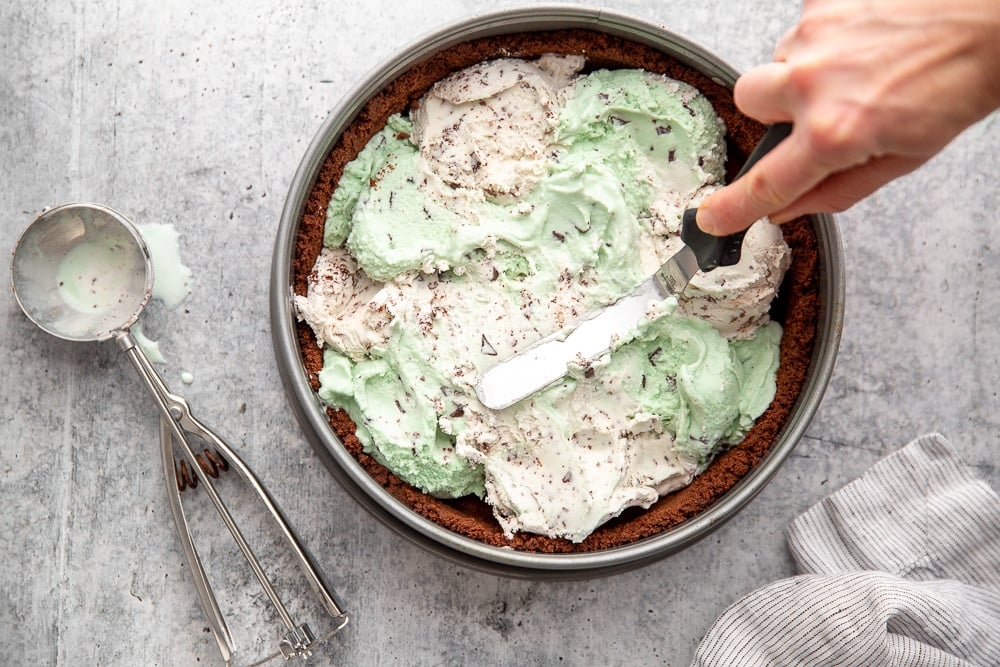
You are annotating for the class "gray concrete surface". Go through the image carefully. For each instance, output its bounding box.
[1,1,997,665]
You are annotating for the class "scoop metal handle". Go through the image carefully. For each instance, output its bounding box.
[159,418,234,664]
[117,331,349,659]
[681,122,793,271]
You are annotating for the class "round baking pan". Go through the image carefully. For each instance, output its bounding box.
[270,4,845,579]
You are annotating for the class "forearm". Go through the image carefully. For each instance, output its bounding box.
[697,0,1000,235]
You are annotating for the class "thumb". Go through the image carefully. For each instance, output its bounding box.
[696,132,831,235]
[768,153,926,223]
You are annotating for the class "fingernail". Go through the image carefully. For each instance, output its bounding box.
[696,204,719,235]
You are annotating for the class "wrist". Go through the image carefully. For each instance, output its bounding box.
[974,0,1000,110]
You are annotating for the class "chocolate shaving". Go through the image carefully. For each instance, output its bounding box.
[481,334,498,356]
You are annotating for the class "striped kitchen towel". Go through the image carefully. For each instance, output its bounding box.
[692,433,1000,666]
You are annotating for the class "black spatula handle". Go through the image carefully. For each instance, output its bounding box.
[681,122,793,271]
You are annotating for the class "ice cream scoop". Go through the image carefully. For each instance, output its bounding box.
[10,203,348,665]
[475,122,793,410]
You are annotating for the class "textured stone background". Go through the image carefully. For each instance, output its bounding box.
[1,1,997,665]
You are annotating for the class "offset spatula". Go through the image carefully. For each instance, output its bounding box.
[475,122,792,410]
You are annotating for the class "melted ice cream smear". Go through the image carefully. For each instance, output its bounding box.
[131,222,194,363]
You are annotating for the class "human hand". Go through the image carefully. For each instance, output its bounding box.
[697,0,1000,236]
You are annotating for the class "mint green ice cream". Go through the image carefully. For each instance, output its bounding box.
[296,56,791,542]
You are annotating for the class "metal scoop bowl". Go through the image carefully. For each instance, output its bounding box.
[11,203,348,665]
[11,202,152,342]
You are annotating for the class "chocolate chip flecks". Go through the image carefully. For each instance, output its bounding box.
[552,230,566,242]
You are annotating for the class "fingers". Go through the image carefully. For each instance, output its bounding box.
[733,63,796,123]
[772,23,799,62]
[696,130,830,235]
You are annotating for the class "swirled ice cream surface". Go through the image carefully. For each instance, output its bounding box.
[296,55,791,542]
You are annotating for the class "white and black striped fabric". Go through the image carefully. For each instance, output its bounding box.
[692,433,1000,666]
